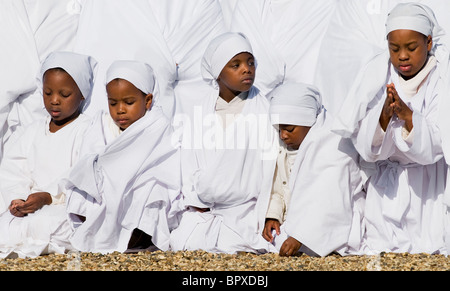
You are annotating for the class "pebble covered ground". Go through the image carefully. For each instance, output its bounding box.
[0,250,449,271]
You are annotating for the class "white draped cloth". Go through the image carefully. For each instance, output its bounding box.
[72,0,177,118]
[0,0,80,161]
[73,0,226,118]
[64,106,181,253]
[229,0,337,96]
[0,114,91,258]
[170,86,278,254]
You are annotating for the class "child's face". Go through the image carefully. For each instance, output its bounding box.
[387,29,432,80]
[43,69,84,129]
[278,124,311,151]
[106,79,152,131]
[217,52,255,99]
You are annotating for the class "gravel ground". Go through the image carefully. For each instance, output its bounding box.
[0,250,449,271]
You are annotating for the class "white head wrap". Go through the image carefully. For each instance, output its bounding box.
[386,3,446,55]
[269,83,322,127]
[105,60,155,95]
[386,3,434,37]
[201,32,254,88]
[39,51,97,111]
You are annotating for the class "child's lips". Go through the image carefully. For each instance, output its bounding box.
[50,109,61,117]
[117,118,128,125]
[242,77,254,84]
[399,64,412,72]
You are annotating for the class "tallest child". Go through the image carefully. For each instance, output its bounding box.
[170,32,278,254]
[333,3,450,255]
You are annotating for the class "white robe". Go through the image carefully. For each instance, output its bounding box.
[0,114,91,258]
[229,0,337,96]
[0,0,80,161]
[336,55,448,255]
[64,106,181,253]
[271,110,365,257]
[170,86,278,254]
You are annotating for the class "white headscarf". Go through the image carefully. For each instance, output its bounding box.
[105,60,155,95]
[201,32,254,88]
[269,82,322,127]
[39,51,97,112]
[386,3,434,37]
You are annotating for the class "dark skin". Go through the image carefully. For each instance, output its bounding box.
[380,30,432,132]
[9,68,85,217]
[217,52,255,103]
[106,78,153,131]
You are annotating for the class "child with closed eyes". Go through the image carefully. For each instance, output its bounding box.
[64,60,181,254]
[0,51,96,258]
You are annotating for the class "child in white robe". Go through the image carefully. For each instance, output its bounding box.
[0,51,96,258]
[0,0,81,162]
[64,60,181,254]
[333,3,450,255]
[170,32,278,254]
[264,83,364,257]
[262,83,317,251]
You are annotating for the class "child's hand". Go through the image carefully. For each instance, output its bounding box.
[388,84,413,131]
[380,84,396,131]
[279,236,302,257]
[9,199,26,217]
[14,192,52,216]
[262,218,280,243]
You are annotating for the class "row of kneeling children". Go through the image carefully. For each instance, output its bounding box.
[1,3,450,259]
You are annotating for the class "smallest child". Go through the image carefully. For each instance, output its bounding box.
[265,82,364,257]
[263,82,319,255]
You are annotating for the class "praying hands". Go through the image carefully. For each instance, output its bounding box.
[380,83,413,132]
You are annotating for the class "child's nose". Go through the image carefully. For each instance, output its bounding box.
[50,94,60,105]
[117,103,126,114]
[280,130,288,140]
[399,49,409,61]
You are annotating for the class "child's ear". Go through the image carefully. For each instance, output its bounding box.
[427,35,433,52]
[145,93,153,110]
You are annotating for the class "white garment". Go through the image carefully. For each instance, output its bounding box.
[170,87,278,254]
[229,0,337,96]
[338,56,447,255]
[215,92,248,128]
[73,0,177,118]
[0,0,81,161]
[0,114,91,258]
[64,106,181,253]
[265,144,297,223]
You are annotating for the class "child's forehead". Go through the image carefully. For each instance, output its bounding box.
[43,68,77,86]
[107,78,146,97]
[388,29,428,39]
